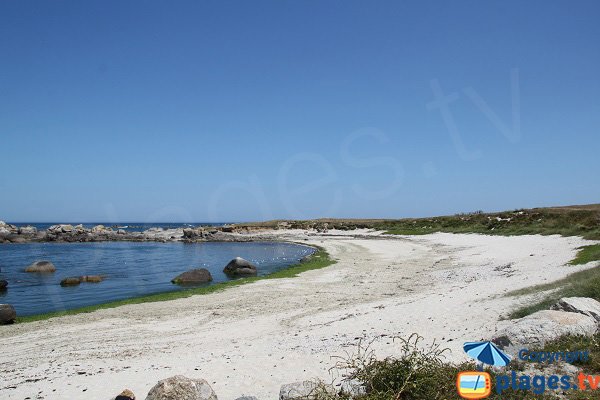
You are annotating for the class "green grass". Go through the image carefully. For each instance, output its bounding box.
[16,246,334,323]
[570,244,600,265]
[378,207,600,240]
[508,256,600,319]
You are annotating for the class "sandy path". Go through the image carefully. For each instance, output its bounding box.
[0,231,597,399]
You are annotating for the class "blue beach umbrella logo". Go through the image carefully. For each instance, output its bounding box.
[463,341,511,367]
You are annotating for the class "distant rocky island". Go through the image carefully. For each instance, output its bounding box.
[0,219,366,244]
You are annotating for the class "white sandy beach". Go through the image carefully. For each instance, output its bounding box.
[0,230,598,399]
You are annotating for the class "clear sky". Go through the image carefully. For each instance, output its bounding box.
[1,1,598,222]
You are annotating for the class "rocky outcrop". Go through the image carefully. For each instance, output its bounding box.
[223,257,257,276]
[116,388,136,400]
[551,297,600,323]
[492,310,598,355]
[0,304,16,324]
[171,269,213,285]
[145,375,217,400]
[25,261,56,273]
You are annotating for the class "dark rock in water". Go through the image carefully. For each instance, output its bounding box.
[223,257,257,276]
[115,388,136,400]
[145,375,218,400]
[0,304,17,324]
[0,280,7,291]
[25,260,56,273]
[172,268,213,285]
[60,277,82,286]
[81,275,104,283]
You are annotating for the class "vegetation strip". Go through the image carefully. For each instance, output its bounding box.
[17,245,334,323]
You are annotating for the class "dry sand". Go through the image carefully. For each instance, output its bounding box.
[0,230,598,399]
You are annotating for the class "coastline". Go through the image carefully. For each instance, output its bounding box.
[1,228,598,399]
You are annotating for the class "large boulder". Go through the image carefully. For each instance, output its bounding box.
[25,261,56,273]
[492,310,598,356]
[0,304,17,324]
[0,280,7,291]
[145,375,217,400]
[171,269,213,285]
[551,297,600,323]
[223,257,257,276]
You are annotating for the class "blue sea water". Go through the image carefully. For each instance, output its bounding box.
[0,241,314,316]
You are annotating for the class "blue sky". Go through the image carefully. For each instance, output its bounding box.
[1,1,598,222]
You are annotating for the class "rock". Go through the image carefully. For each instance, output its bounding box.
[223,257,257,276]
[172,269,213,285]
[81,275,104,283]
[18,226,37,235]
[0,304,17,324]
[91,225,107,233]
[145,375,217,400]
[25,260,56,273]
[551,297,600,323]
[116,388,136,400]
[0,280,7,290]
[279,381,333,400]
[61,224,74,233]
[492,310,598,356]
[60,277,82,286]
[234,397,258,400]
[117,229,127,235]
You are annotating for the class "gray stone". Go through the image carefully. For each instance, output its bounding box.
[279,381,333,400]
[172,269,213,285]
[145,375,217,400]
[223,257,257,276]
[18,226,37,235]
[25,260,56,273]
[551,297,600,323]
[115,388,136,400]
[234,397,258,400]
[492,310,598,356]
[0,304,16,324]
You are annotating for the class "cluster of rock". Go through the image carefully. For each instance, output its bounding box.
[492,296,600,355]
[171,258,258,285]
[113,376,362,400]
[60,275,104,286]
[0,221,39,243]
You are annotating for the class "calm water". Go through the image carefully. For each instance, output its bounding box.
[0,241,314,316]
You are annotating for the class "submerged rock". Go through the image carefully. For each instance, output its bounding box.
[172,269,213,285]
[223,257,257,276]
[116,388,136,400]
[492,310,598,356]
[145,375,217,400]
[551,297,600,323]
[0,304,16,324]
[25,260,56,273]
[81,275,104,283]
[60,277,82,286]
[0,280,7,291]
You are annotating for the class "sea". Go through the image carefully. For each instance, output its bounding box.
[0,223,314,316]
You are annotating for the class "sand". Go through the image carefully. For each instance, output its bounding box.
[0,230,598,399]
